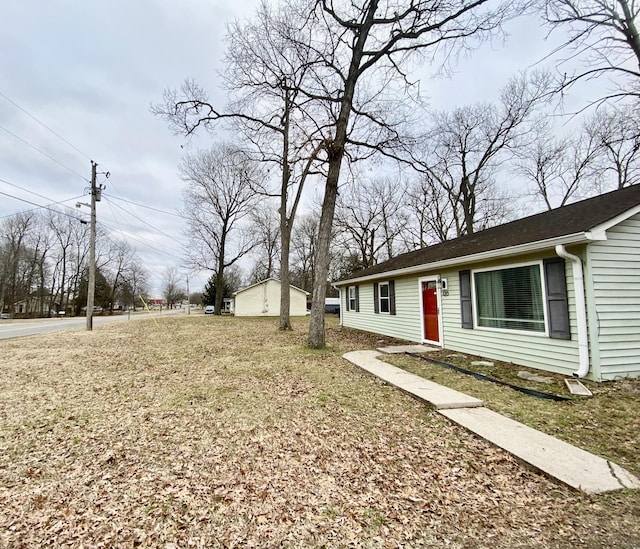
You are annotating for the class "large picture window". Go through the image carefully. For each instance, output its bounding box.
[474,264,545,333]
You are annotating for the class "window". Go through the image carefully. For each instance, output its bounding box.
[379,282,390,313]
[347,286,359,312]
[373,281,396,315]
[474,264,545,333]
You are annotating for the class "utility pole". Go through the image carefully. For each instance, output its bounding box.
[86,161,97,331]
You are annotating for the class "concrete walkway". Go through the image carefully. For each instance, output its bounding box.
[343,349,640,494]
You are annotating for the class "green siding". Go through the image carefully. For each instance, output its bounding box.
[341,221,640,381]
[587,214,640,380]
[341,251,582,377]
[340,277,422,342]
[440,258,580,377]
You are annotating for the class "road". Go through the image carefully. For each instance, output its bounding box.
[0,309,187,340]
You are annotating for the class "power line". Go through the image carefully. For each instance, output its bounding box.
[0,177,85,207]
[0,90,92,161]
[103,196,185,245]
[103,192,184,218]
[0,124,88,182]
[97,217,183,258]
[0,188,87,221]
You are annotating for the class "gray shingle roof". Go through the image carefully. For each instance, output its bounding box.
[336,184,640,283]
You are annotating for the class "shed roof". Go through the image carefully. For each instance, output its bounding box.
[336,184,640,284]
[234,277,309,296]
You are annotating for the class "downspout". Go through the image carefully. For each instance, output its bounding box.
[555,245,589,378]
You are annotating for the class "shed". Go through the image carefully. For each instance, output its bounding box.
[335,185,640,381]
[233,278,309,317]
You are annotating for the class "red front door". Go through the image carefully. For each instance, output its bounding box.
[422,281,439,342]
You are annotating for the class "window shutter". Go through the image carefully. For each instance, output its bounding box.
[459,270,473,329]
[544,258,570,340]
[355,285,360,312]
[389,280,396,315]
[373,283,379,314]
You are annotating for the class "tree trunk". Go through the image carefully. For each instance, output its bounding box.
[214,269,224,316]
[307,160,341,348]
[279,220,293,330]
[279,94,293,331]
[307,0,378,348]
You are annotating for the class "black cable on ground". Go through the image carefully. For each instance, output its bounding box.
[404,352,572,402]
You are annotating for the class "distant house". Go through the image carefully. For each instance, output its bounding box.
[146,298,165,309]
[14,293,53,318]
[234,278,309,317]
[334,185,640,381]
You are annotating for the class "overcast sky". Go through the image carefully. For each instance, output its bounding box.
[0,1,583,294]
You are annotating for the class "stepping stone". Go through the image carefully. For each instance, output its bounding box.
[518,371,554,384]
[377,345,439,354]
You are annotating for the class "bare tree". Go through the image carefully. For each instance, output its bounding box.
[162,267,186,309]
[153,1,326,331]
[102,239,140,313]
[23,215,52,316]
[180,144,261,315]
[289,213,320,293]
[335,176,408,268]
[585,105,640,189]
[0,212,35,315]
[157,0,518,346]
[540,0,640,105]
[248,203,281,284]
[47,211,87,314]
[417,73,548,236]
[304,0,520,347]
[404,173,458,246]
[517,127,601,209]
[121,261,149,311]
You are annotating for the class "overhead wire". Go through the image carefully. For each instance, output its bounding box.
[103,192,183,218]
[0,188,87,221]
[103,196,185,245]
[0,90,187,265]
[0,176,85,207]
[0,124,88,182]
[0,90,93,161]
[98,186,184,258]
[97,217,182,258]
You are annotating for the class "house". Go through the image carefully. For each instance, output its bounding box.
[233,278,309,317]
[13,293,54,318]
[335,185,640,381]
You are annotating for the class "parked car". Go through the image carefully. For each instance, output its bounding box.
[0,312,10,320]
[324,298,340,314]
[204,305,215,314]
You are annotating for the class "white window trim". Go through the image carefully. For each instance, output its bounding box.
[378,281,391,315]
[348,286,357,312]
[471,260,550,337]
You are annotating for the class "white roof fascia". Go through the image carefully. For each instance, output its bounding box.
[587,203,640,234]
[335,232,596,286]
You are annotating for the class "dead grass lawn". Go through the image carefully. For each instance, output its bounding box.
[0,315,638,548]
